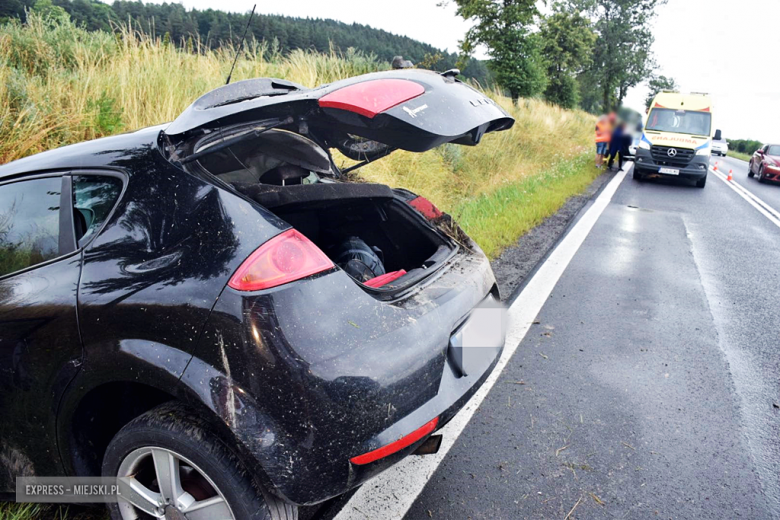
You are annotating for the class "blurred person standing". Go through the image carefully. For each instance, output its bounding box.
[595,113,614,169]
[607,121,627,170]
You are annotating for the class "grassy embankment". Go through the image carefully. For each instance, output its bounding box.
[727,151,752,162]
[1,12,596,260]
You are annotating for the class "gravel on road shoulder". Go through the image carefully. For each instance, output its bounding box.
[490,169,616,302]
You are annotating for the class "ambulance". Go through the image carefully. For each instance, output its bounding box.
[634,91,721,188]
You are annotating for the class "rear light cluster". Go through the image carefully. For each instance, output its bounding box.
[349,417,439,465]
[228,229,333,291]
[318,79,425,119]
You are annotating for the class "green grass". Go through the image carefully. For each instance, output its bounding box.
[727,150,753,162]
[0,503,105,520]
[454,153,600,258]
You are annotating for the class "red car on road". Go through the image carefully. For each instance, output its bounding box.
[748,144,780,182]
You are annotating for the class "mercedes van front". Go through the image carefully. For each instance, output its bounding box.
[634,91,721,188]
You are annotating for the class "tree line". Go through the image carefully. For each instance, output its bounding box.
[451,0,672,112]
[727,139,762,155]
[0,0,492,84]
[3,0,676,115]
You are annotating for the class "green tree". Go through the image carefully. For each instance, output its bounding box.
[539,11,596,108]
[0,0,33,23]
[644,74,677,109]
[451,0,546,100]
[32,0,69,21]
[727,139,762,154]
[568,0,665,113]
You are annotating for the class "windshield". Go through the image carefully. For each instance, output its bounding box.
[646,108,712,136]
[767,145,780,156]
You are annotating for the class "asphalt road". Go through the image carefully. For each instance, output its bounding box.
[329,159,780,520]
[715,154,780,214]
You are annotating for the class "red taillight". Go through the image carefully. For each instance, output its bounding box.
[349,417,439,465]
[228,229,334,291]
[318,79,425,119]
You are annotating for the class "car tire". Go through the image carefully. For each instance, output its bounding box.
[633,169,643,181]
[696,175,707,188]
[758,166,765,183]
[102,401,297,520]
[748,161,755,178]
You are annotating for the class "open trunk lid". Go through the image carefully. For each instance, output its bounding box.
[164,70,514,154]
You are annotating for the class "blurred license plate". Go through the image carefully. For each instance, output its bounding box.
[448,297,506,377]
[659,167,679,175]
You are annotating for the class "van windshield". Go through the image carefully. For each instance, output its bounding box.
[646,108,711,136]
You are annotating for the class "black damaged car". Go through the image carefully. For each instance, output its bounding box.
[0,69,511,519]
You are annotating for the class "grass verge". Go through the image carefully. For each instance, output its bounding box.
[727,151,752,162]
[454,153,600,258]
[0,502,104,520]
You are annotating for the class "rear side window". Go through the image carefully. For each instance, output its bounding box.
[0,177,62,277]
[72,175,122,246]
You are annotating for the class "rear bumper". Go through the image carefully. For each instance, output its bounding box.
[343,332,502,487]
[187,243,503,505]
[635,148,709,180]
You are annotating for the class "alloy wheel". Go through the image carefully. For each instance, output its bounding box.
[116,447,235,520]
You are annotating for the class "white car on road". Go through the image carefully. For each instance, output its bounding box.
[712,139,729,156]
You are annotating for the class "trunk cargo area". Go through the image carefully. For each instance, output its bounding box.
[233,182,455,292]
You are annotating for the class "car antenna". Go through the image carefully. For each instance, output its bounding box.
[225,4,256,85]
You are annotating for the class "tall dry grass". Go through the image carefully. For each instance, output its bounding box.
[0,11,595,257]
[355,93,593,209]
[0,12,382,163]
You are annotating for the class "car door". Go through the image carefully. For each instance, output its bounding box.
[0,173,82,491]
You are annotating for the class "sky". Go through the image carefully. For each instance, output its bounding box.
[127,0,780,143]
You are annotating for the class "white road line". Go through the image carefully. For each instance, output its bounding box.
[711,161,780,220]
[710,167,780,228]
[333,165,630,520]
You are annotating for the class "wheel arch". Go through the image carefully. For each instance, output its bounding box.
[65,380,177,478]
[57,359,283,503]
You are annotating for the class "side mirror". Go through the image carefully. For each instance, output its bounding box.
[713,129,722,141]
[756,149,764,155]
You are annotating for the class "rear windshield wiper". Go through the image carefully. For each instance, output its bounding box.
[181,117,293,164]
